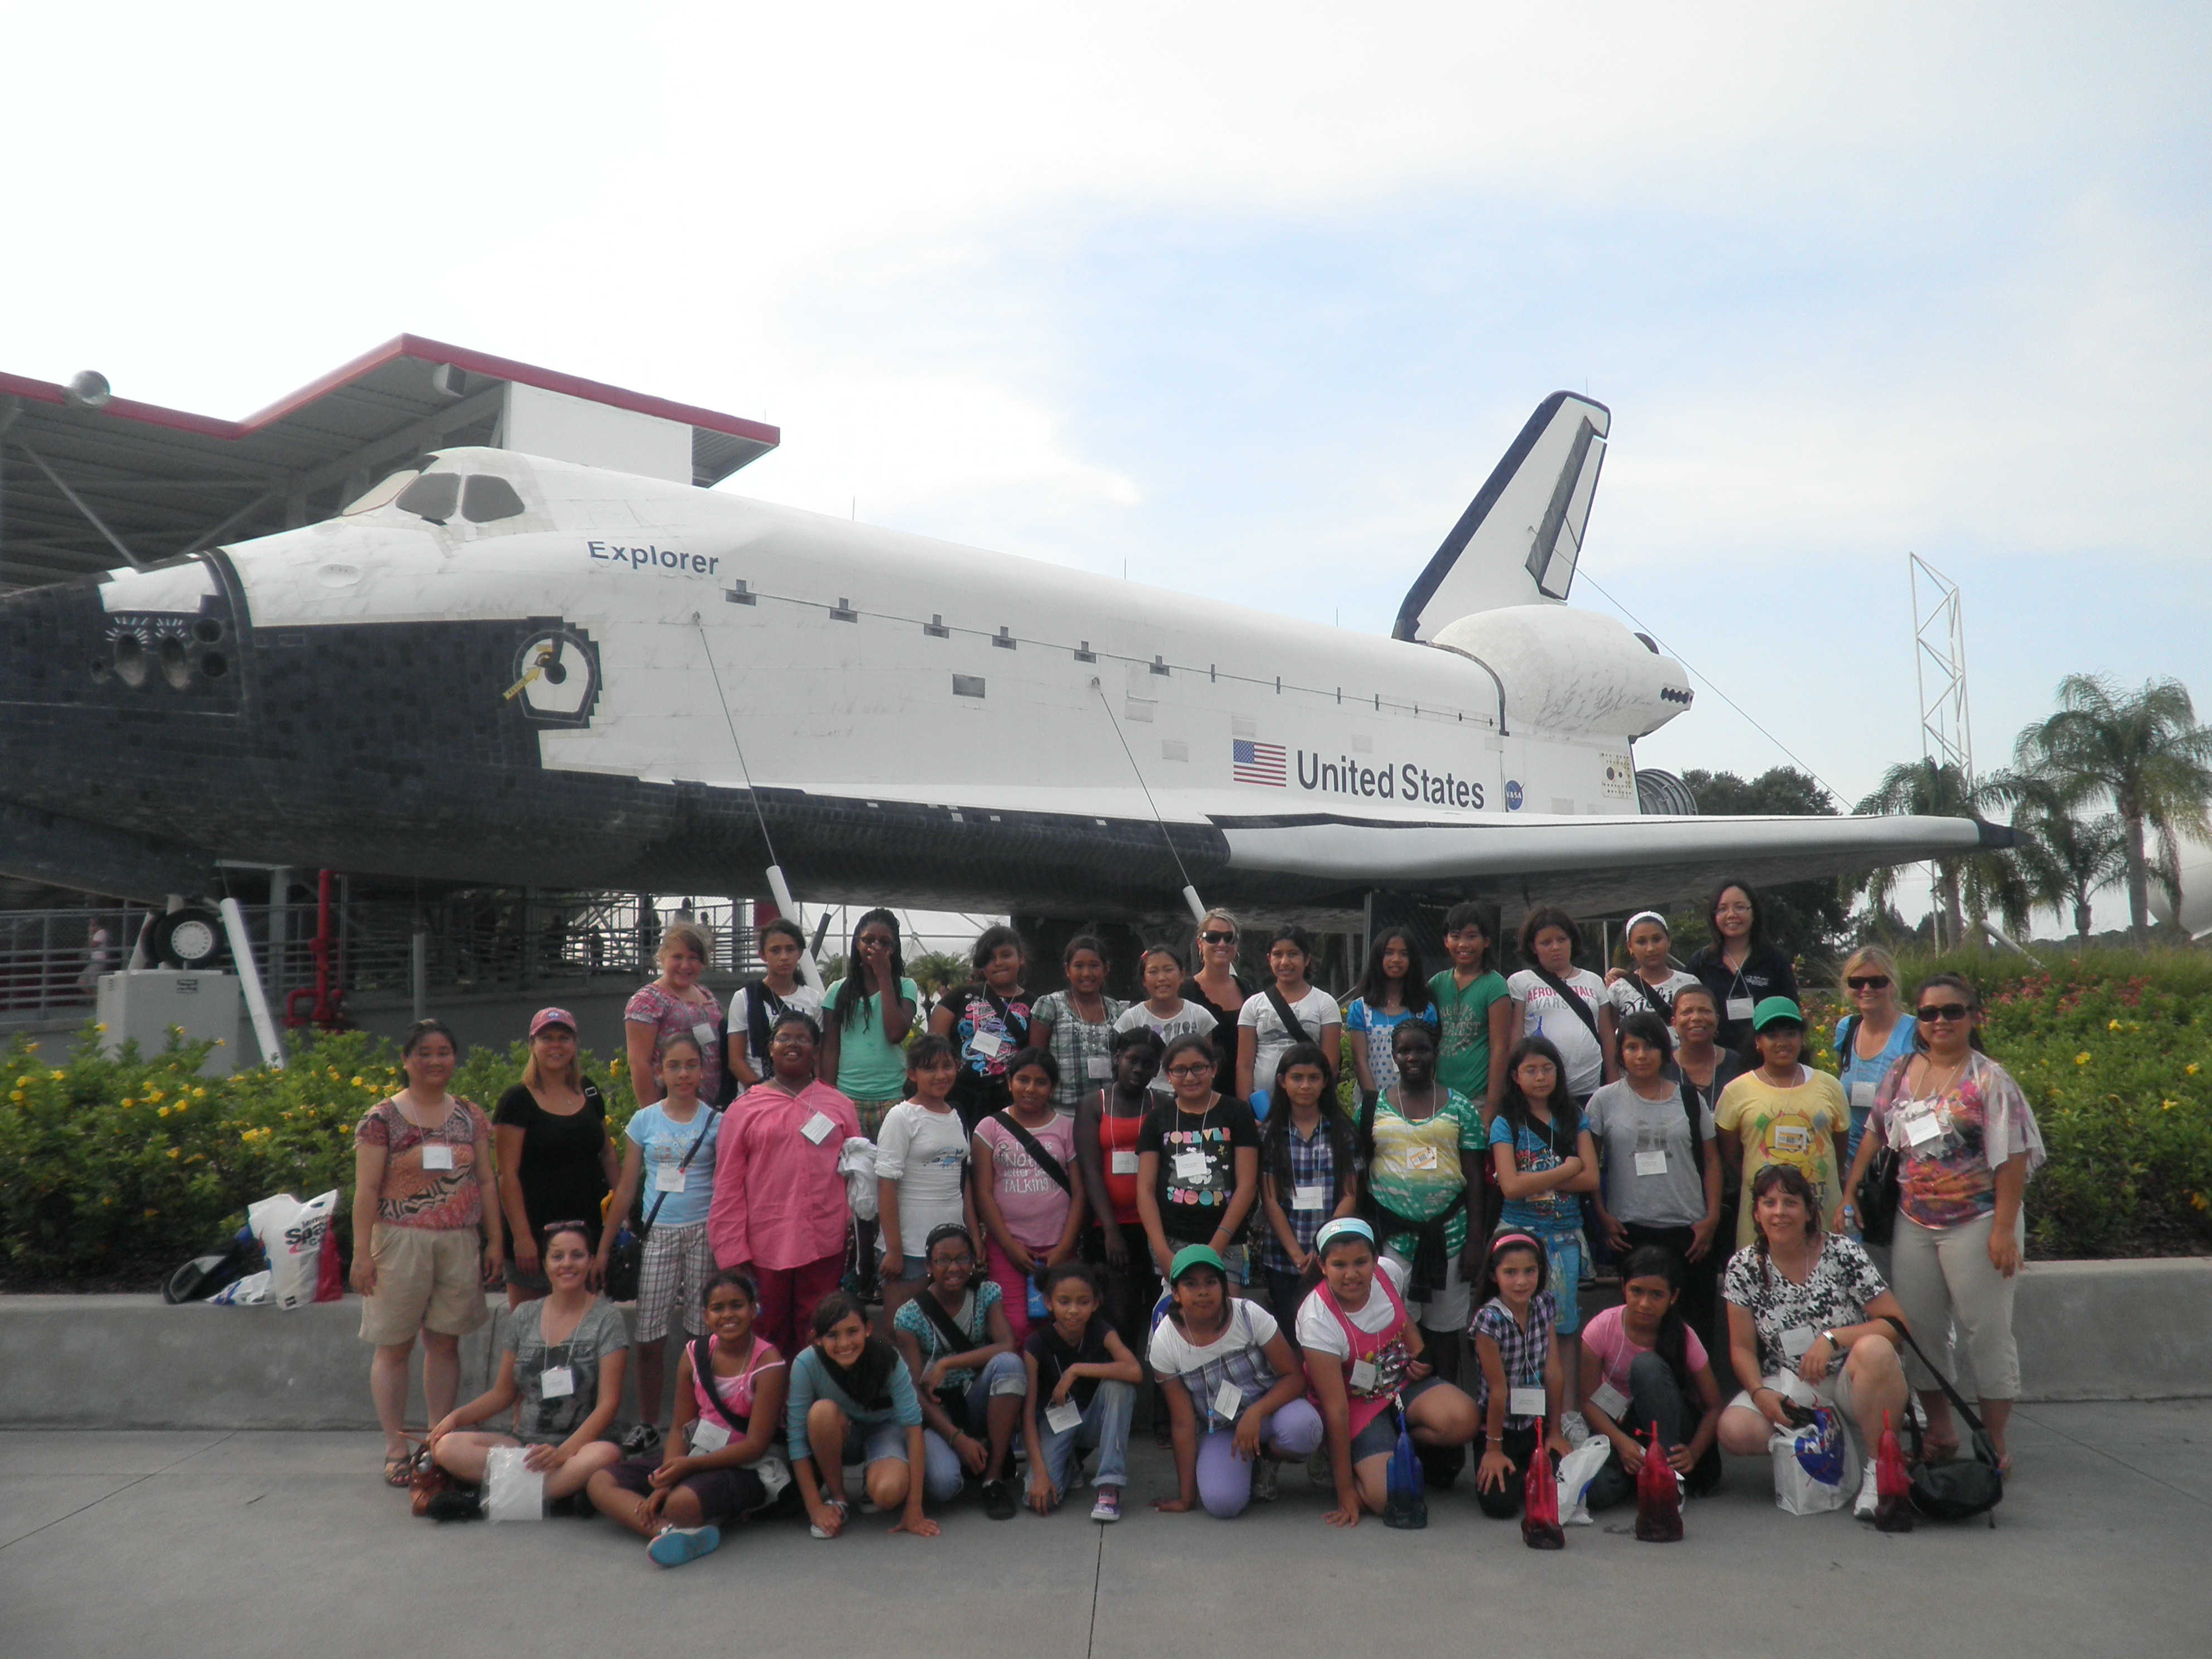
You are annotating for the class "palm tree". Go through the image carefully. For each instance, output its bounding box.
[1855,758,2016,949]
[2014,675,2212,945]
[2007,787,2127,947]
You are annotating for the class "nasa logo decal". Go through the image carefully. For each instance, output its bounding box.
[1504,779,1524,812]
[505,624,600,728]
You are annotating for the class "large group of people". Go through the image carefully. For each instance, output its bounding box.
[350,882,2045,1566]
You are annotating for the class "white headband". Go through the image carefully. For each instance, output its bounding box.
[1625,910,1668,934]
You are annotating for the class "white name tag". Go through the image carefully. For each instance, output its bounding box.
[1292,1183,1327,1211]
[1403,1144,1439,1172]
[1173,1149,1211,1183]
[1849,1080,1876,1111]
[657,1165,687,1194]
[1726,996,1755,1022]
[689,1416,731,1453]
[1508,1385,1546,1418]
[1087,1057,1113,1079]
[1770,1124,1812,1156]
[1111,1149,1139,1175]
[420,1143,454,1171]
[1045,1397,1084,1434]
[801,1112,835,1146]
[691,1021,718,1052]
[1589,1380,1629,1420]
[1779,1325,1815,1361]
[540,1365,575,1400]
[1348,1358,1379,1392]
[968,1030,1006,1058]
[1633,1149,1668,1177]
[1900,1102,1943,1147]
[1212,1379,1244,1420]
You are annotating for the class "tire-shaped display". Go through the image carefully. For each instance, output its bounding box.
[151,905,228,969]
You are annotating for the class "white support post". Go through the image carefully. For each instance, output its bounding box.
[220,898,284,1070]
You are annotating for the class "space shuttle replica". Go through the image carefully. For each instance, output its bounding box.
[0,373,1994,924]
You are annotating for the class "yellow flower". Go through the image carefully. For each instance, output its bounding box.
[144,1208,159,1219]
[193,1087,206,1099]
[2190,1064,2203,1077]
[351,1076,365,1087]
[167,1147,180,1159]
[2108,1018,2121,1031]
[2074,1052,2090,1066]
[2162,1100,2177,1110]
[12,1076,25,1088]
[49,1070,64,1081]
[157,1105,171,1118]
[121,1097,135,1108]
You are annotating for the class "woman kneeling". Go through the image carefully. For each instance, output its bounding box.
[1300,1219,1479,1528]
[585,1269,790,1567]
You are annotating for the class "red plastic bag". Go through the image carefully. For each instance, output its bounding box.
[316,1225,345,1303]
[1875,1410,1914,1532]
[1634,1423,1683,1541]
[1521,1443,1564,1549]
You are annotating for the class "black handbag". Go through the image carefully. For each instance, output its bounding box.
[1839,1018,1901,1245]
[1883,1317,2004,1524]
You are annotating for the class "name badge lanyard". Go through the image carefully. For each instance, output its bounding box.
[411,1102,455,1172]
[1173,1099,1219,1185]
[638,1102,726,1241]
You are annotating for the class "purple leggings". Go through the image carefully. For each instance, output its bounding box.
[1195,1400,1325,1517]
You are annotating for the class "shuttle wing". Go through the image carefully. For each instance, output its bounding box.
[1216,810,2000,916]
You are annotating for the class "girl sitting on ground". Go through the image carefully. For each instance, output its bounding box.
[1022,1263,1144,1521]
[1469,1230,1571,1521]
[1149,1244,1326,1519]
[892,1224,1025,1520]
[586,1268,790,1566]
[1577,1245,1724,1509]
[785,1292,938,1540]
[1299,1217,1480,1529]
[426,1221,625,1512]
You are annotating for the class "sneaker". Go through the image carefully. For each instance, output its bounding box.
[1559,1412,1592,1448]
[1089,1485,1122,1522]
[423,1488,484,1522]
[1306,1451,1330,1485]
[1250,1457,1279,1503]
[981,1478,1017,1521]
[1853,1459,1879,1520]
[648,1524,722,1568]
[619,1422,663,1459]
[808,1491,850,1540]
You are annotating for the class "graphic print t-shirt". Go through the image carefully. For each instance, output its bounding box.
[1137,1097,1261,1244]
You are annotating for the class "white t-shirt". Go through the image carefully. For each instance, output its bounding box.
[1605,970,1700,1046]
[1508,968,1608,1097]
[1147,1299,1280,1379]
[1294,1256,1410,1359]
[1114,1000,1220,1095]
[872,1099,968,1250]
[1237,986,1340,1097]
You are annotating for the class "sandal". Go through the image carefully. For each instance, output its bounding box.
[384,1454,413,1488]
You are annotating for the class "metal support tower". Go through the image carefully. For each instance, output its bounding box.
[1910,554,1973,948]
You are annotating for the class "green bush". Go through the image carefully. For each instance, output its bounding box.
[0,1026,635,1289]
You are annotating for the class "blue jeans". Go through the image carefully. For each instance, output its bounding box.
[920,1351,1027,1503]
[1037,1379,1134,1498]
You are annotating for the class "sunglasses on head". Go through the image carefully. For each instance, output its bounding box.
[1200,930,1235,944]
[1846,974,1890,990]
[1917,1003,1972,1022]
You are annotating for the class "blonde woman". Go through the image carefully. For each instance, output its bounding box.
[494,1008,620,1306]
[627,920,725,1108]
[1180,908,1254,1082]
[1829,945,1914,1168]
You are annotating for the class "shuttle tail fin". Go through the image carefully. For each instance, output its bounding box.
[1391,391,1610,641]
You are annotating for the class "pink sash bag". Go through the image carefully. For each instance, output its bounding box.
[1308,1269,1414,1442]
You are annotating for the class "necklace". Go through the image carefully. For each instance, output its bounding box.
[1393,1083,1441,1123]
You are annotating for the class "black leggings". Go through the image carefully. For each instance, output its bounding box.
[1473,1424,1542,1519]
[1584,1350,1723,1510]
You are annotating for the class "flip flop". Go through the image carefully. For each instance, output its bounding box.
[384,1455,413,1488]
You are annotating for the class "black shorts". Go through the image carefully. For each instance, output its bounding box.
[600,1453,767,1524]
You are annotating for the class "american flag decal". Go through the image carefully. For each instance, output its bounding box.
[1231,738,1286,786]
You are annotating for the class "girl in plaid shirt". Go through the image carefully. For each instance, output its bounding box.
[1256,1042,1360,1328]
[1470,1230,1573,1520]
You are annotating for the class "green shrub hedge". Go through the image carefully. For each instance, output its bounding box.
[3,950,2205,1286]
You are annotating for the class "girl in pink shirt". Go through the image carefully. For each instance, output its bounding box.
[706,1012,860,1354]
[972,1050,1087,1343]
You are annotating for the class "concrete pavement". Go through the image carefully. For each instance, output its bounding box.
[2,1403,2206,1658]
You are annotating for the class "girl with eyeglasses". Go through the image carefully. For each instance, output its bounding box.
[1684,880,1798,1053]
[1135,1034,1262,1283]
[1828,945,1915,1169]
[1834,974,2043,1472]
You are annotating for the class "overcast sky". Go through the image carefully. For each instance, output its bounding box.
[12,3,2208,933]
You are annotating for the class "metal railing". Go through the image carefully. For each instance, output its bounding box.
[0,894,765,1022]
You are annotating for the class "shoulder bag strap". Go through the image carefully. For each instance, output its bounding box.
[1879,1314,1987,1434]
[1631,974,1675,1022]
[987,1110,1073,1195]
[915,1288,978,1357]
[693,1335,750,1434]
[1836,1015,1861,1076]
[1679,1078,1705,1147]
[1262,984,1314,1047]
[1529,966,1602,1044]
[980,986,1030,1050]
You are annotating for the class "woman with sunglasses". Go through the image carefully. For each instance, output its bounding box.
[1828,946,1915,1170]
[1182,909,1255,1082]
[1835,974,2043,1472]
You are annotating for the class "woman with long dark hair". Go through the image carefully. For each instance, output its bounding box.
[818,909,919,1140]
[1685,879,1798,1053]
[1344,926,1438,1107]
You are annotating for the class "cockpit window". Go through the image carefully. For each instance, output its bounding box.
[342,468,420,516]
[462,475,526,522]
[395,473,461,523]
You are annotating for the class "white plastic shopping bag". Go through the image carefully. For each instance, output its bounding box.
[483,1447,545,1521]
[838,1138,880,1223]
[1770,1406,1859,1516]
[208,1269,270,1306]
[246,1189,338,1311]
[1555,1437,1611,1525]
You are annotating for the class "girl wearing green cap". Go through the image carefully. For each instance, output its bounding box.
[1713,998,1849,1248]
